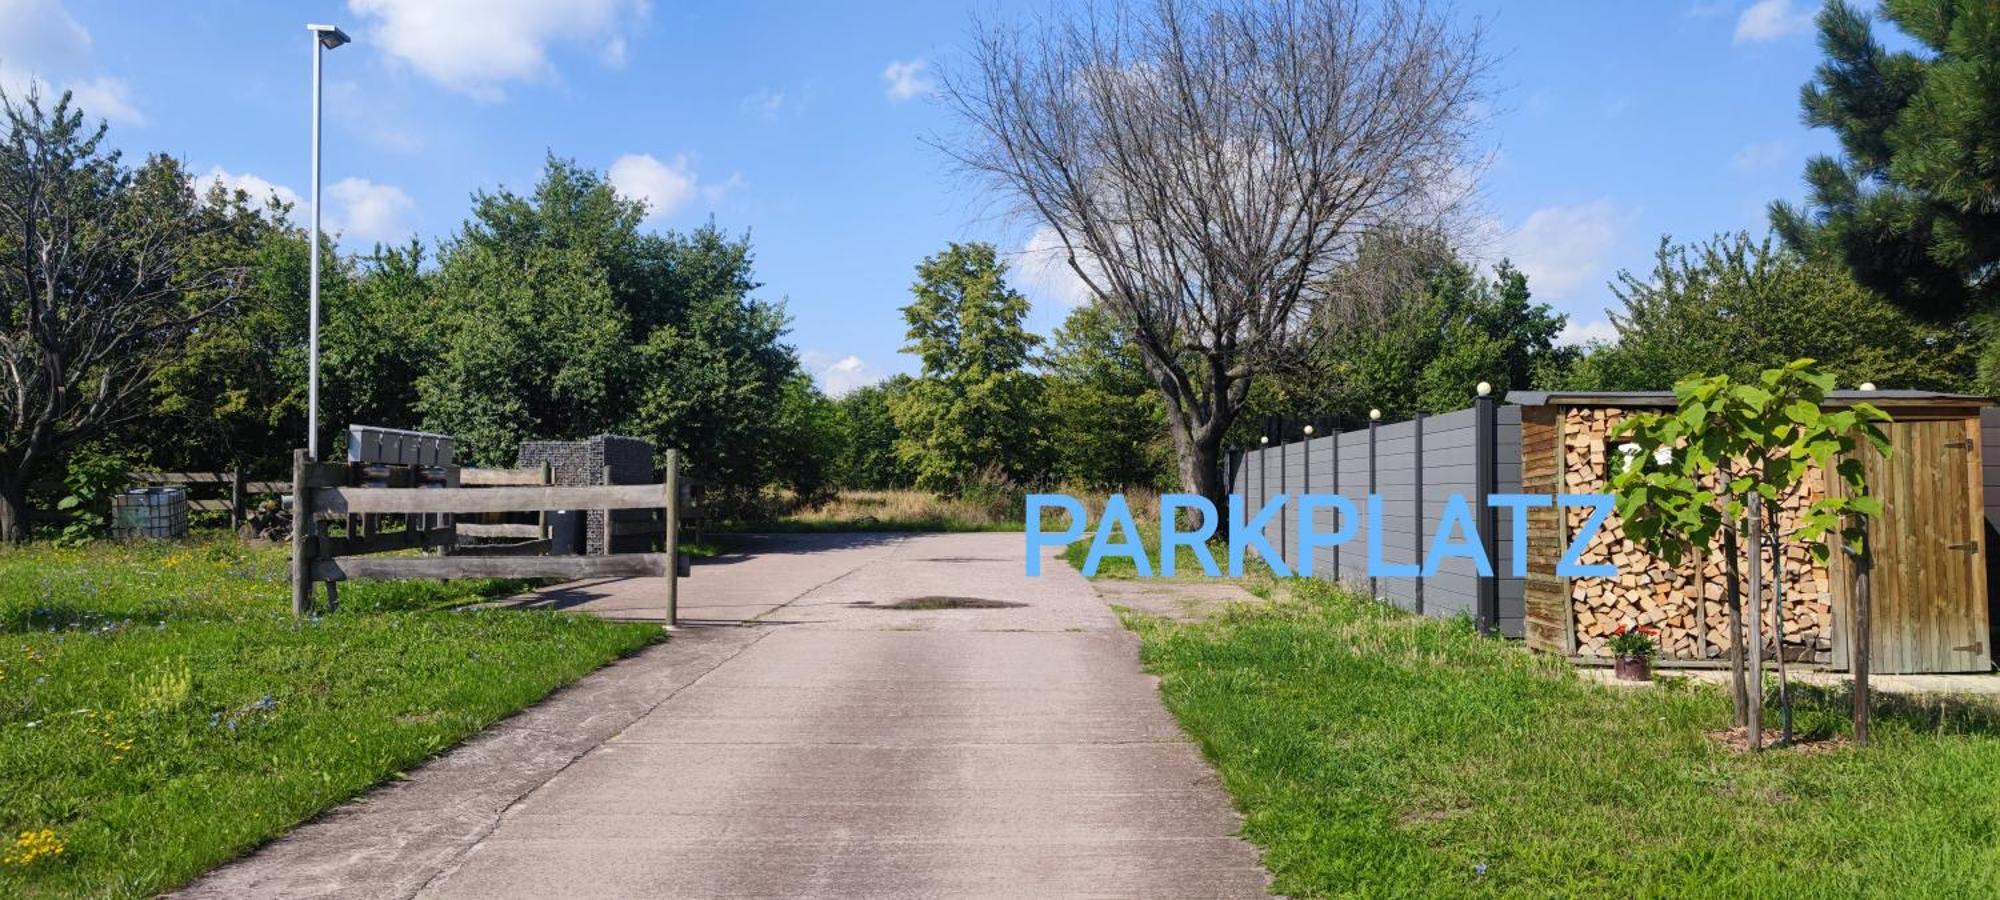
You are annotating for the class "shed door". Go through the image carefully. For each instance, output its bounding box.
[1855,419,1991,674]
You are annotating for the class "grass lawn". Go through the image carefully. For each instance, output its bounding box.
[1122,577,2000,897]
[0,537,660,897]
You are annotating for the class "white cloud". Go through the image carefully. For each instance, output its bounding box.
[1729,139,1789,173]
[0,0,143,125]
[1502,199,1627,300]
[201,166,302,214]
[609,153,692,220]
[608,153,739,222]
[881,58,934,102]
[1734,0,1813,43]
[802,351,881,396]
[328,177,416,244]
[1013,225,1100,309]
[346,0,649,100]
[64,75,142,125]
[1557,318,1620,347]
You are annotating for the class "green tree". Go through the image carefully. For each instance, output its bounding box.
[1262,232,1574,426]
[1043,304,1171,489]
[765,374,846,505]
[834,376,914,489]
[323,240,434,440]
[1569,233,1973,392]
[890,242,1046,493]
[131,180,315,475]
[1771,0,2000,326]
[0,91,246,540]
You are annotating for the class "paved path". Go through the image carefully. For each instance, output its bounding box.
[183,532,1268,898]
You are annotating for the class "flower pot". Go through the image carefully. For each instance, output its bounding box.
[1614,654,1652,682]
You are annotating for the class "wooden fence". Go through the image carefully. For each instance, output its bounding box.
[289,449,688,625]
[130,470,289,524]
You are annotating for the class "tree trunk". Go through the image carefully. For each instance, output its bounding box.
[1176,421,1229,537]
[1722,524,1748,727]
[0,480,28,545]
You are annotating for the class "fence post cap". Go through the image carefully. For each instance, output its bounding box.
[1303,424,1314,435]
[1368,409,1381,421]
[1258,435,1269,444]
[1476,381,1492,397]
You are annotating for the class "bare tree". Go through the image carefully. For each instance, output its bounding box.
[0,91,242,541]
[939,0,1489,514]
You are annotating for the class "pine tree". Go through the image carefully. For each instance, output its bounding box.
[1770,0,2000,325]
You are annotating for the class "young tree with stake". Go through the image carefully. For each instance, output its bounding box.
[1610,360,1889,748]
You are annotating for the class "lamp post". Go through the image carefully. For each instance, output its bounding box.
[306,23,350,460]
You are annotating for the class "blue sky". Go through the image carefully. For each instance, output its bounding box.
[0,0,1844,394]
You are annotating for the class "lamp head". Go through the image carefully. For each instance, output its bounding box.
[309,24,351,49]
[1368,409,1381,421]
[1476,381,1492,397]
[1302,424,1314,436]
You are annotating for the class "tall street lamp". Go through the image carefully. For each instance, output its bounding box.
[306,23,350,460]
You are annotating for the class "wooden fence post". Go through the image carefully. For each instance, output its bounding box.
[663,449,681,628]
[230,468,246,526]
[290,450,313,617]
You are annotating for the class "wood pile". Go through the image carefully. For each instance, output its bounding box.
[1562,408,1833,663]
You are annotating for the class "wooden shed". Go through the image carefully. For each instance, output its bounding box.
[1509,390,1995,675]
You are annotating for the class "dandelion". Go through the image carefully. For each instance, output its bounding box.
[1,829,65,867]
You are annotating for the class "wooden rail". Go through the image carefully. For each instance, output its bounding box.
[289,450,686,625]
[130,469,287,523]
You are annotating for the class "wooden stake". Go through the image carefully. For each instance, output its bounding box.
[1854,523,1872,747]
[1723,524,1748,726]
[1747,494,1765,751]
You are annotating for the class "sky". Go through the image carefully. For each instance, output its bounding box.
[0,0,1850,395]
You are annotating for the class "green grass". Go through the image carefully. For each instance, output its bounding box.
[1123,578,2000,897]
[0,537,660,897]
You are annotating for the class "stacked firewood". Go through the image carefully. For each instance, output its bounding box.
[1562,408,1833,662]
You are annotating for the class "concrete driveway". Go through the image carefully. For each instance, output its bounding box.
[182,532,1270,898]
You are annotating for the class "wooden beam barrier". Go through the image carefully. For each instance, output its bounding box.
[456,523,545,540]
[312,552,670,583]
[451,538,554,558]
[314,483,671,516]
[459,467,553,487]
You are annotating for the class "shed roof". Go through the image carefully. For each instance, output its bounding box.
[1504,389,1991,409]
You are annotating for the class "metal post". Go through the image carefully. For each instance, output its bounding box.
[1301,426,1311,578]
[1368,418,1379,599]
[307,34,324,461]
[1279,421,1288,572]
[1475,396,1498,636]
[1330,428,1341,580]
[1414,411,1426,615]
[663,449,681,628]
